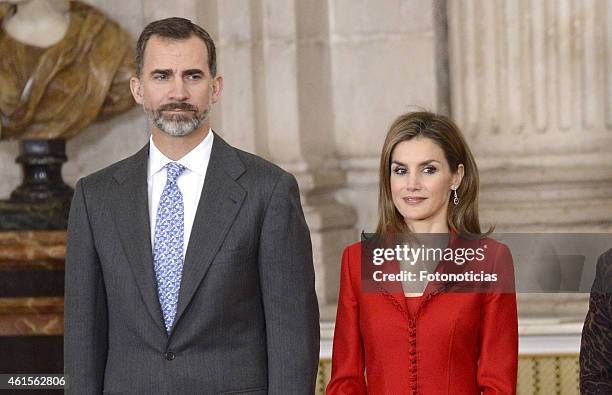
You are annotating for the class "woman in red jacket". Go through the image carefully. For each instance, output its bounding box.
[327,111,518,394]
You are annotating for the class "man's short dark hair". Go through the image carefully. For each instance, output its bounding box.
[135,17,216,77]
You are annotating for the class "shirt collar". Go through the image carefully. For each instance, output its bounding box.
[148,129,214,179]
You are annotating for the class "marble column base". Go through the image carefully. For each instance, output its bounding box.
[0,200,70,231]
[0,230,66,331]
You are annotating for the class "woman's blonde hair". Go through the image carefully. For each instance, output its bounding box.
[375,111,490,238]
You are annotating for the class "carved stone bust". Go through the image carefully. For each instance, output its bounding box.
[0,0,135,140]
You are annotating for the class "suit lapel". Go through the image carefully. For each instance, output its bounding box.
[172,133,246,331]
[111,144,166,331]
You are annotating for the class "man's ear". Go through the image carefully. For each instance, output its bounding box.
[130,76,144,105]
[211,75,223,104]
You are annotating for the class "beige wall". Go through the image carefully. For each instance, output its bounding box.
[447,0,612,318]
[1,0,609,318]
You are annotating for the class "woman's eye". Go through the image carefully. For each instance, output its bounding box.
[423,166,437,174]
[393,167,407,175]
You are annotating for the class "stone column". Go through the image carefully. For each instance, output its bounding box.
[447,0,612,318]
[255,0,357,308]
[329,0,441,234]
[175,0,357,310]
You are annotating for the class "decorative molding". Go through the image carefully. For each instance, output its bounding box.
[448,0,611,144]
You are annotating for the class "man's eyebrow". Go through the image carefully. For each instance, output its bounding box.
[391,160,441,167]
[150,69,173,76]
[183,69,204,76]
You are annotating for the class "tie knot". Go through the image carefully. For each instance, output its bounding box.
[165,162,186,184]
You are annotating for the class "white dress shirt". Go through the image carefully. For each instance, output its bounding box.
[147,130,213,258]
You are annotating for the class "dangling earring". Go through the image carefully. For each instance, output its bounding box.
[452,187,460,205]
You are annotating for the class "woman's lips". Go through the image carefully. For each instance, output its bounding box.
[403,197,427,205]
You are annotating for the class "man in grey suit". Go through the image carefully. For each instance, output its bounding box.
[64,17,319,394]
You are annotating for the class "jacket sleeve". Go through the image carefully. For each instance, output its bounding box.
[257,172,320,395]
[477,243,518,395]
[580,251,612,393]
[64,179,108,394]
[326,246,367,395]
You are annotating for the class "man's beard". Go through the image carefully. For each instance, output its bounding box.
[144,96,213,137]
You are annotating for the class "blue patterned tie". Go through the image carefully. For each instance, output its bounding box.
[154,162,187,333]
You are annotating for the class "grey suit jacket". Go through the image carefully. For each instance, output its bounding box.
[64,132,320,394]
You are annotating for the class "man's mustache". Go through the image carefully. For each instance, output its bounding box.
[157,102,198,112]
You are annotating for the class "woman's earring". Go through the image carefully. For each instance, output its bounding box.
[452,187,460,205]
